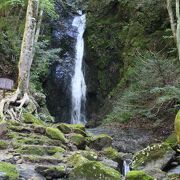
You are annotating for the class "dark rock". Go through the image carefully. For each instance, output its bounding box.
[34,126,46,135]
[0,121,7,136]
[170,161,179,167]
[35,165,67,179]
[0,172,8,180]
[99,157,119,170]
[87,134,112,151]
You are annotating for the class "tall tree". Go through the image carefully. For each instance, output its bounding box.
[0,0,56,119]
[167,0,180,61]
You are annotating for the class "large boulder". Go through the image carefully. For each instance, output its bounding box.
[132,143,175,179]
[46,127,67,143]
[87,134,112,150]
[126,170,154,180]
[69,161,121,180]
[69,133,86,149]
[132,143,175,170]
[101,147,122,162]
[35,165,67,179]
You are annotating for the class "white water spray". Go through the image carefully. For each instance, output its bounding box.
[71,12,86,124]
[123,160,130,175]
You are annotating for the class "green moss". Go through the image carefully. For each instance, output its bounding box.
[167,174,180,180]
[74,128,87,137]
[0,140,8,150]
[175,110,180,144]
[0,162,19,180]
[69,161,121,180]
[70,134,85,148]
[126,170,154,180]
[87,134,112,150]
[47,147,65,155]
[165,133,176,146]
[68,153,89,167]
[67,124,85,131]
[17,146,46,156]
[78,150,98,161]
[102,147,121,162]
[57,123,72,134]
[46,127,67,143]
[23,112,44,125]
[132,143,172,169]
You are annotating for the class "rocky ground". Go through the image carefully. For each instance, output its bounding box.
[0,113,180,180]
[0,113,123,180]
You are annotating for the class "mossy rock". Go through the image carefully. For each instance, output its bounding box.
[69,161,121,180]
[0,120,7,136]
[102,147,121,162]
[132,143,174,170]
[47,146,65,155]
[16,145,64,156]
[68,124,85,131]
[23,112,44,125]
[175,110,180,144]
[35,165,66,179]
[165,133,176,147]
[9,125,31,133]
[74,128,87,137]
[67,153,89,167]
[17,145,46,156]
[0,140,8,150]
[126,170,154,180]
[57,123,72,134]
[87,134,112,150]
[78,150,98,161]
[167,174,180,180]
[70,134,86,149]
[0,162,19,180]
[46,127,67,143]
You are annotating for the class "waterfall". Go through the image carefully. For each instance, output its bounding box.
[123,160,130,175]
[71,12,86,125]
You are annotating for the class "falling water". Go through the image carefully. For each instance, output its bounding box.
[71,12,86,124]
[123,160,130,175]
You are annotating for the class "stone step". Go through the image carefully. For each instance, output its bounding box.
[22,155,63,164]
[15,144,66,156]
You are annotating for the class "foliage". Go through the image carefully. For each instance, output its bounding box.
[105,52,180,123]
[31,40,60,91]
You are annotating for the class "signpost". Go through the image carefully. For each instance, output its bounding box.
[0,78,14,98]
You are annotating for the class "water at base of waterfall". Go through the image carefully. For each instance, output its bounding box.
[71,12,86,125]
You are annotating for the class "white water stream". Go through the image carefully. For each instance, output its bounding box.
[71,12,87,124]
[123,160,130,175]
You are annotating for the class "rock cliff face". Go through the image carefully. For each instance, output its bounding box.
[45,2,79,123]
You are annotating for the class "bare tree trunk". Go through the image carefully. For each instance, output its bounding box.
[34,8,43,44]
[167,0,176,40]
[176,0,180,61]
[167,0,180,61]
[18,0,39,95]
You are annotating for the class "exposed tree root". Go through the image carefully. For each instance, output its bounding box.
[0,89,30,121]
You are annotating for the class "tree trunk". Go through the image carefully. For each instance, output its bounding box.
[176,0,180,61]
[34,8,43,44]
[18,0,39,95]
[167,0,176,40]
